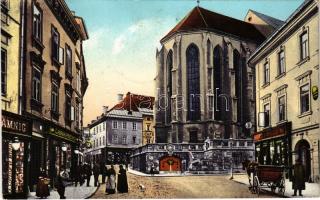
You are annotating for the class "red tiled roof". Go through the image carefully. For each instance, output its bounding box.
[161,6,265,43]
[111,92,155,112]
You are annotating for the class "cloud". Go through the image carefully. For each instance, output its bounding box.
[84,28,109,51]
[112,34,126,55]
[111,18,169,55]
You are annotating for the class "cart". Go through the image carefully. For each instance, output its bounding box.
[249,165,286,196]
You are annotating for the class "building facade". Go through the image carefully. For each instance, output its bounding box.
[154,6,276,144]
[140,107,155,145]
[1,0,33,198]
[249,0,319,182]
[21,0,88,192]
[85,92,154,164]
[86,108,143,165]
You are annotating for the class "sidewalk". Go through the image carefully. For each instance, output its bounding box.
[231,174,320,198]
[28,175,98,199]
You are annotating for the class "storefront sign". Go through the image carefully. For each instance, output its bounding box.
[312,86,318,100]
[1,111,31,135]
[253,123,290,142]
[47,127,78,143]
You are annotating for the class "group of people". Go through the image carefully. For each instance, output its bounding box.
[104,164,128,194]
[35,163,129,199]
[35,166,70,199]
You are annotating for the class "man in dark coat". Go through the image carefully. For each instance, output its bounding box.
[117,165,128,193]
[93,163,100,187]
[56,166,68,199]
[74,163,82,187]
[292,159,306,196]
[100,163,107,184]
[85,163,92,187]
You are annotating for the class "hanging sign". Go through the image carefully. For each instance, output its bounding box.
[312,86,318,100]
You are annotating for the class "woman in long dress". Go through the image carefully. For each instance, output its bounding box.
[117,165,128,193]
[36,169,50,198]
[105,165,116,194]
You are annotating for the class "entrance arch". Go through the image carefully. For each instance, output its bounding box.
[294,139,311,181]
[159,155,181,172]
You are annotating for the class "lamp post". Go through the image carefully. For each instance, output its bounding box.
[229,137,234,180]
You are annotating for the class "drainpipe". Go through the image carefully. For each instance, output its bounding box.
[18,0,26,115]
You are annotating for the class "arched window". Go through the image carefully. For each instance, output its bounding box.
[233,49,241,123]
[207,39,211,65]
[166,50,173,123]
[186,44,200,121]
[213,45,222,120]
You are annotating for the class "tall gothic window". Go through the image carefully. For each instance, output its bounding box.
[213,45,222,120]
[166,50,173,123]
[233,50,241,123]
[186,44,200,121]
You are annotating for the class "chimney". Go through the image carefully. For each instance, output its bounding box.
[103,106,108,114]
[117,94,124,101]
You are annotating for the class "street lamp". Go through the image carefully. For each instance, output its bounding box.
[61,143,67,152]
[74,149,79,154]
[229,137,234,180]
[12,137,20,151]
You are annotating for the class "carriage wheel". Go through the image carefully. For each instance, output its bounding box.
[253,176,260,196]
[278,178,285,196]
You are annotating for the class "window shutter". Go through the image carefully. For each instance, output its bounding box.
[71,106,75,121]
[59,47,64,64]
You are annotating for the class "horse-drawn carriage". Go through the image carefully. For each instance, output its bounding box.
[246,162,286,196]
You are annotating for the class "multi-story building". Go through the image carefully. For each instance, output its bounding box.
[85,92,154,164]
[140,107,155,145]
[249,0,319,182]
[1,0,33,198]
[20,0,88,193]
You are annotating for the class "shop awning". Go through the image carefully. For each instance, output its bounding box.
[32,132,44,139]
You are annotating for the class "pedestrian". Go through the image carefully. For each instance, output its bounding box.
[74,163,82,187]
[292,159,306,196]
[85,163,92,187]
[93,163,100,187]
[150,166,154,176]
[105,165,116,194]
[36,168,50,198]
[80,162,85,186]
[56,166,69,199]
[101,162,107,184]
[117,165,128,193]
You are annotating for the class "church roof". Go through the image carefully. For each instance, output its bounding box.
[161,6,265,43]
[249,9,285,29]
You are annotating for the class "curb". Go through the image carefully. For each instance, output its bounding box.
[85,184,100,199]
[128,170,242,177]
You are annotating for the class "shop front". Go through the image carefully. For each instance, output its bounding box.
[44,125,80,187]
[253,122,292,178]
[2,111,32,199]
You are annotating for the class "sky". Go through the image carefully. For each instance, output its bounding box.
[65,0,304,126]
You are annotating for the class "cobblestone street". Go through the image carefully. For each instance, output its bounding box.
[92,172,279,198]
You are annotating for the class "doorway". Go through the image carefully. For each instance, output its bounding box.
[294,139,311,181]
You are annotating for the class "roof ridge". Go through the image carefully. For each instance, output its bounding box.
[197,6,209,28]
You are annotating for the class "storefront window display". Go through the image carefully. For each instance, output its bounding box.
[2,139,25,196]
